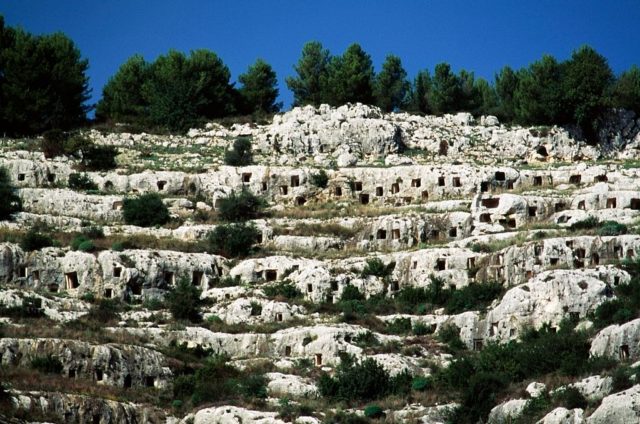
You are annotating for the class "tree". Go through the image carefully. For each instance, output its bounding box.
[217,188,266,222]
[238,59,281,114]
[142,49,234,131]
[409,70,431,113]
[473,78,499,117]
[286,41,331,106]
[207,222,261,257]
[514,55,564,125]
[612,65,640,115]
[0,22,90,135]
[495,66,519,122]
[95,54,149,122]
[165,277,202,322]
[429,63,462,115]
[122,193,170,227]
[374,55,410,112]
[326,43,375,106]
[0,166,21,220]
[224,137,253,166]
[562,45,614,141]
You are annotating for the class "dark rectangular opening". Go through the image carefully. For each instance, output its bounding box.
[495,171,505,181]
[620,344,630,361]
[569,175,581,184]
[113,267,122,278]
[335,186,342,196]
[449,228,457,238]
[295,196,306,206]
[595,174,608,182]
[375,186,383,196]
[376,229,387,240]
[192,271,203,286]
[359,193,369,205]
[577,201,585,210]
[242,173,252,183]
[481,198,499,208]
[533,176,542,186]
[354,181,363,191]
[473,339,484,351]
[391,183,400,194]
[452,177,461,187]
[65,272,79,289]
[18,173,25,181]
[163,271,175,285]
[438,176,445,186]
[480,181,489,192]
[392,229,401,239]
[607,198,617,208]
[157,181,167,190]
[411,178,421,187]
[421,190,429,200]
[280,185,288,195]
[265,269,277,281]
[555,202,566,212]
[436,258,446,271]
[528,206,537,217]
[285,346,291,356]
[480,213,491,223]
[631,199,640,210]
[290,175,300,187]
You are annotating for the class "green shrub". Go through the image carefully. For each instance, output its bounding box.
[31,355,63,374]
[20,230,55,251]
[70,234,90,250]
[412,323,430,336]
[386,317,412,335]
[597,220,628,236]
[224,137,253,166]
[250,301,263,316]
[77,239,95,252]
[361,258,395,278]
[318,356,398,402]
[363,405,384,419]
[82,226,104,239]
[80,145,118,171]
[238,374,268,400]
[207,222,261,257]
[569,216,600,231]
[68,173,98,191]
[217,189,266,221]
[122,193,170,227]
[165,278,203,322]
[310,169,329,188]
[41,129,67,158]
[84,299,123,323]
[412,376,431,391]
[445,282,504,314]
[437,323,466,352]
[263,282,302,299]
[111,241,125,251]
[0,166,22,220]
[553,387,588,409]
[611,366,634,392]
[340,285,365,302]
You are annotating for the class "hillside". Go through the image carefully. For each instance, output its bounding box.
[2,104,640,423]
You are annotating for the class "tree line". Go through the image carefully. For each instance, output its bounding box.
[1,15,640,140]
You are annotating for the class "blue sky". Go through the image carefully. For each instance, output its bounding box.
[3,0,640,110]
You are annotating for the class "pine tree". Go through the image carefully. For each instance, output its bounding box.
[374,55,410,112]
[238,59,281,114]
[286,41,331,106]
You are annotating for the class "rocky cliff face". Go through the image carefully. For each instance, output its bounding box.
[2,103,640,423]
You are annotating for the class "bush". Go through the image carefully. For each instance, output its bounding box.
[318,356,398,402]
[0,166,22,220]
[361,258,395,278]
[386,317,412,335]
[597,220,628,236]
[207,222,261,257]
[363,405,384,419]
[263,282,302,299]
[77,239,95,252]
[412,376,431,391]
[224,137,253,166]
[413,323,430,336]
[165,278,203,322]
[611,366,634,392]
[68,173,98,191]
[310,169,329,188]
[569,216,600,231]
[84,299,123,323]
[122,193,170,227]
[217,189,266,221]
[82,226,104,239]
[80,145,118,171]
[437,323,466,352]
[20,230,55,251]
[31,355,63,374]
[70,234,90,250]
[553,387,588,409]
[41,129,67,158]
[340,285,365,302]
[445,282,504,314]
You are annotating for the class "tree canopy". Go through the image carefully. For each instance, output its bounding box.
[238,59,281,114]
[0,16,90,136]
[374,55,410,112]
